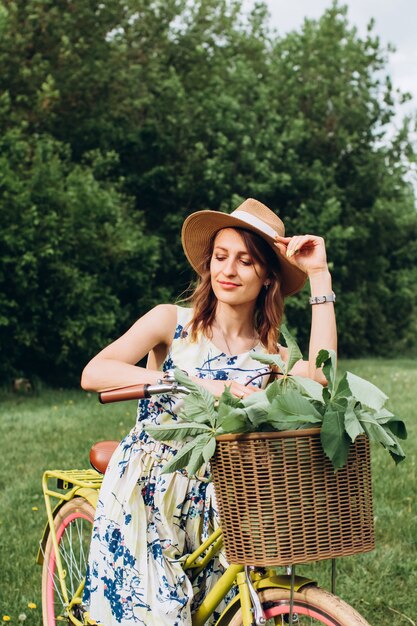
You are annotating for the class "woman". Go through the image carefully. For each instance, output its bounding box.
[81,198,336,625]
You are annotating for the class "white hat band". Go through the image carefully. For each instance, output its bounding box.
[231,210,278,239]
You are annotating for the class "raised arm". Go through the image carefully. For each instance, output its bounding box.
[275,234,337,384]
[80,304,178,392]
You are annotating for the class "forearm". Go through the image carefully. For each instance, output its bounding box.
[308,269,337,380]
[81,359,163,392]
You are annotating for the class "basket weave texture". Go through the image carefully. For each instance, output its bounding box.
[211,428,374,566]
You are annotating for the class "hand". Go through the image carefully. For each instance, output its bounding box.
[192,377,259,399]
[274,234,329,276]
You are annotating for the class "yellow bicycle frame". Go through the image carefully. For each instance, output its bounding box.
[38,469,103,625]
[183,528,314,626]
[40,470,315,626]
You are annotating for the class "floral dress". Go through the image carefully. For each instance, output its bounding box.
[84,306,269,626]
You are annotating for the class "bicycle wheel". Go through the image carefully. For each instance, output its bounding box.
[42,497,95,626]
[227,586,370,626]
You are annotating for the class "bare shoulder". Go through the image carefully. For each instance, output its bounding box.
[146,303,177,325]
[133,303,178,345]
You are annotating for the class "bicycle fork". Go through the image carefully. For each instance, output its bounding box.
[239,567,266,626]
[237,567,303,626]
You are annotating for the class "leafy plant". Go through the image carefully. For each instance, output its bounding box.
[144,327,407,475]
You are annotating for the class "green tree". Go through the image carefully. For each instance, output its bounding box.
[0,0,416,385]
[0,126,160,384]
[262,5,417,353]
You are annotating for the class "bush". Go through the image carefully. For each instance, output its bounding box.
[0,129,160,384]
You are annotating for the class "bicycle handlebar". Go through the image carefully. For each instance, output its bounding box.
[98,381,190,404]
[98,369,276,404]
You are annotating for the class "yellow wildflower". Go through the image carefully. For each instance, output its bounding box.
[27,603,37,610]
[3,617,11,622]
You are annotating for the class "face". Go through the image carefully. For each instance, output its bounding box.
[210,228,267,307]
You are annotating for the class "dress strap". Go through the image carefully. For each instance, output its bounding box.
[172,306,193,342]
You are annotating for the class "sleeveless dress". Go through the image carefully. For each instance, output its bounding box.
[84,306,270,626]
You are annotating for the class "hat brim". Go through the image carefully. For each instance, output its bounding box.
[181,210,307,297]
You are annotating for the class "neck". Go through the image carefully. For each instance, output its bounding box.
[212,301,256,338]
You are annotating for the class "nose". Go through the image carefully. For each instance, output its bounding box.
[223,256,237,276]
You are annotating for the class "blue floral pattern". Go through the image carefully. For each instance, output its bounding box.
[84,306,269,625]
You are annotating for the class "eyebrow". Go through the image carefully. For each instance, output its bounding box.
[213,245,251,256]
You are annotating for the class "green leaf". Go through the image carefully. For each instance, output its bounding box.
[160,438,199,474]
[241,391,270,427]
[321,408,351,469]
[216,404,250,433]
[280,324,303,373]
[322,386,331,403]
[387,442,406,465]
[174,368,217,426]
[316,349,337,393]
[186,435,211,475]
[343,399,364,442]
[265,379,286,402]
[202,437,216,462]
[269,390,323,420]
[181,393,216,425]
[218,384,244,408]
[374,407,394,420]
[333,372,351,400]
[252,351,286,373]
[145,421,211,441]
[260,391,322,430]
[346,371,388,410]
[264,412,321,431]
[360,413,396,448]
[375,411,407,439]
[358,411,406,463]
[289,375,325,402]
[187,453,206,476]
[174,368,204,393]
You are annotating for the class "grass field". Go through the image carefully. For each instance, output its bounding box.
[0,358,416,625]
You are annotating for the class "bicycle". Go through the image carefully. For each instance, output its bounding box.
[38,379,372,626]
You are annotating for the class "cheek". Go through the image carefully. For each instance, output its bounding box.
[247,266,265,286]
[209,260,220,287]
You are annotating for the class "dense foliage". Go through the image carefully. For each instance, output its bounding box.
[1,0,416,384]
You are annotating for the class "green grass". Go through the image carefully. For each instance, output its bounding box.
[0,359,416,625]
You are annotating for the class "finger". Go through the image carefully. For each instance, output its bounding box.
[285,236,304,258]
[274,241,288,256]
[286,235,316,258]
[274,234,291,257]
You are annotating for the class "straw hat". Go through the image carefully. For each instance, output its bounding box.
[181,198,307,297]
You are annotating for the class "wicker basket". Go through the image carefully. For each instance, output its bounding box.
[210,428,374,566]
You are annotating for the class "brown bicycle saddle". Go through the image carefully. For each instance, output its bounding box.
[90,440,119,474]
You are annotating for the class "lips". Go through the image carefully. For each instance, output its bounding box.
[218,281,240,289]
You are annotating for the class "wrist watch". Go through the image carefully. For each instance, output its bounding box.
[309,292,336,305]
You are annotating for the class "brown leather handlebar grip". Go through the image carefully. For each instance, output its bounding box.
[99,384,150,404]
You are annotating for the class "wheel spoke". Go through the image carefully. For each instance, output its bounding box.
[42,499,95,626]
[39,541,67,609]
[59,521,86,589]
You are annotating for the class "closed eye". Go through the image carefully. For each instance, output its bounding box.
[214,254,253,265]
